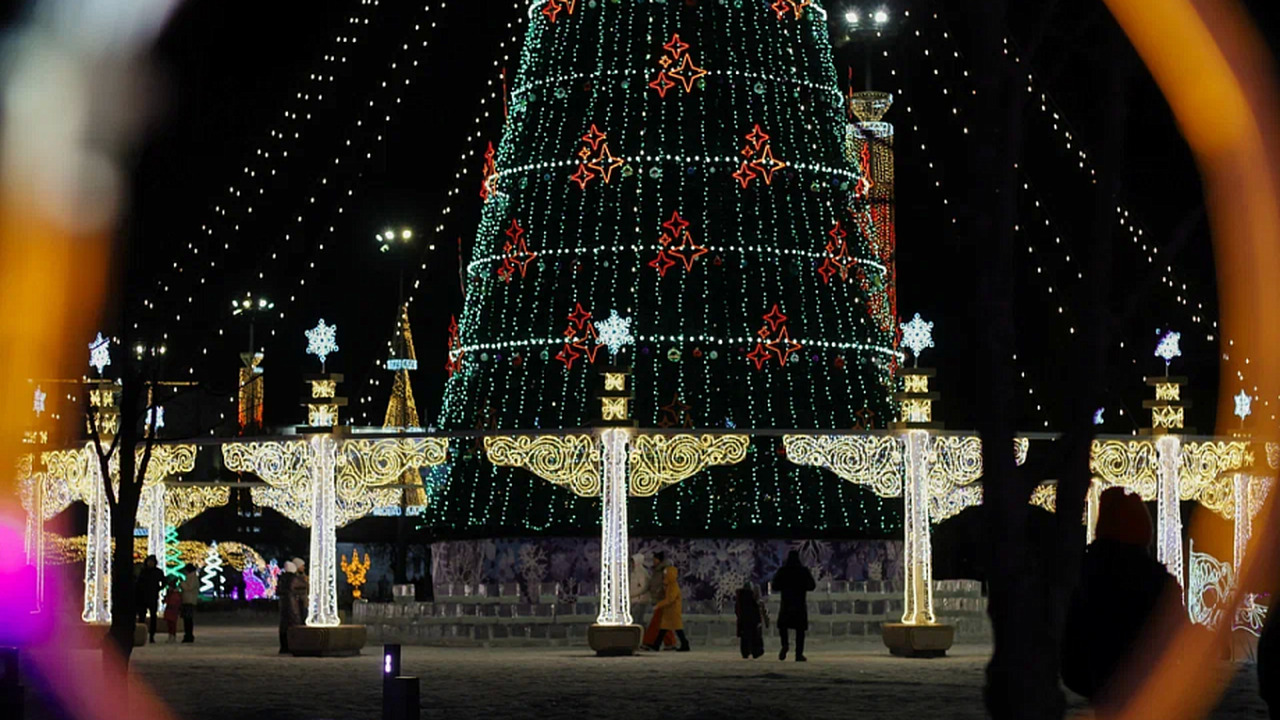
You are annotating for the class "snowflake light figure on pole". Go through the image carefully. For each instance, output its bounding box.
[1234,390,1252,426]
[89,332,111,376]
[305,319,339,372]
[1154,330,1181,376]
[595,310,634,361]
[1093,407,1105,426]
[899,313,934,368]
[33,385,46,417]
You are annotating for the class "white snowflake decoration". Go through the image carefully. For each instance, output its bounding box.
[305,319,339,369]
[33,385,46,417]
[1154,330,1182,366]
[1093,407,1104,426]
[1234,390,1252,421]
[88,332,111,376]
[595,310,634,358]
[899,313,934,366]
[147,406,165,430]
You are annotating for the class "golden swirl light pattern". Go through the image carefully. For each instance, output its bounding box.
[42,445,96,501]
[484,435,600,496]
[1268,442,1280,470]
[1029,483,1058,513]
[1179,441,1252,519]
[144,444,198,484]
[163,485,231,528]
[1090,439,1159,499]
[628,434,750,496]
[926,436,985,523]
[226,441,315,527]
[1187,541,1234,629]
[782,435,902,497]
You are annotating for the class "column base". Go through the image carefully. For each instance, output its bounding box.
[587,624,643,656]
[288,625,367,657]
[882,622,954,658]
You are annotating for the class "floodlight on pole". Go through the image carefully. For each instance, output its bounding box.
[874,8,889,24]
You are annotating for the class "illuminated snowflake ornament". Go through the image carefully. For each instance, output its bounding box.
[1234,390,1252,422]
[147,406,165,430]
[305,319,339,370]
[899,313,934,367]
[595,310,634,359]
[33,385,46,417]
[1154,330,1181,373]
[1093,407,1104,426]
[88,332,111,376]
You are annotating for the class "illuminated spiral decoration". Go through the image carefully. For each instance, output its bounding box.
[782,435,902,498]
[42,444,96,502]
[629,434,750,497]
[484,434,600,497]
[1179,441,1252,519]
[1090,440,1159,499]
[144,444,198,483]
[164,485,231,528]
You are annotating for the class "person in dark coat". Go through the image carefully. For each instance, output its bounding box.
[772,549,816,662]
[277,560,297,653]
[1061,487,1184,703]
[134,555,165,643]
[1260,601,1278,719]
[289,558,310,629]
[735,580,768,659]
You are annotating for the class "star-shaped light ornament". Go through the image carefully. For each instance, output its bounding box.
[89,332,111,376]
[306,319,339,371]
[1234,390,1253,423]
[1154,330,1181,375]
[33,385,46,417]
[595,310,634,359]
[899,313,934,367]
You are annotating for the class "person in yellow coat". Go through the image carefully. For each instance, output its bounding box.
[647,565,690,652]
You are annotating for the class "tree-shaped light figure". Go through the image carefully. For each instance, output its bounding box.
[899,313,934,368]
[33,385,46,417]
[595,310,634,361]
[1234,390,1252,425]
[305,319,339,371]
[88,332,111,376]
[1154,330,1181,376]
[200,541,223,595]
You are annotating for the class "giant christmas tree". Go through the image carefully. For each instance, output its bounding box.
[426,0,898,539]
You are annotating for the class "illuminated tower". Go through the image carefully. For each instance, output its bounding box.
[383,304,421,431]
[847,90,897,347]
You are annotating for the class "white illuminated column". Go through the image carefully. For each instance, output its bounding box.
[307,434,340,627]
[597,428,633,626]
[900,430,934,625]
[83,445,111,622]
[144,482,167,565]
[1155,434,1184,587]
[1085,481,1101,545]
[1233,474,1250,576]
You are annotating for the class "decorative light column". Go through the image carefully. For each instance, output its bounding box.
[1146,331,1188,586]
[83,443,111,622]
[307,433,340,626]
[895,314,940,628]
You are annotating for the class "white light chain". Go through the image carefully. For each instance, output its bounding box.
[597,428,632,626]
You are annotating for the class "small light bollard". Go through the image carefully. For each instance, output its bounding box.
[0,647,23,719]
[381,643,402,718]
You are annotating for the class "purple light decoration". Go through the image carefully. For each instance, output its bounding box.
[264,559,281,600]
[243,565,267,601]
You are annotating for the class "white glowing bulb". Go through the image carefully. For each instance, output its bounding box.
[845,10,859,25]
[874,9,889,24]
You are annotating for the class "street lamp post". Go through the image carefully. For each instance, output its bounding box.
[834,4,899,92]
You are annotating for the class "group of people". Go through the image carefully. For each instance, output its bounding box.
[638,549,817,661]
[133,556,200,644]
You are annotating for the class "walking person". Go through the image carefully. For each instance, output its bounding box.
[277,561,298,654]
[772,549,816,662]
[134,555,165,643]
[163,577,182,643]
[641,552,676,650]
[179,564,200,643]
[735,580,768,659]
[648,565,691,652]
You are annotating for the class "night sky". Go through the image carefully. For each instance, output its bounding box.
[68,0,1280,441]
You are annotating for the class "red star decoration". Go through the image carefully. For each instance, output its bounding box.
[750,144,787,184]
[667,231,709,272]
[588,143,625,184]
[746,125,771,150]
[659,55,673,69]
[497,260,514,283]
[787,0,812,18]
[563,0,577,14]
[555,343,581,370]
[663,33,690,59]
[662,211,690,238]
[747,343,772,370]
[766,326,803,365]
[574,324,604,363]
[581,124,608,151]
[827,221,847,248]
[733,161,759,188]
[568,303,593,329]
[668,54,708,93]
[569,163,597,190]
[648,72,676,98]
[853,408,876,430]
[659,395,692,428]
[763,304,788,331]
[542,0,563,22]
[503,237,537,278]
[817,259,838,285]
[504,219,525,245]
[577,147,593,161]
[649,250,678,277]
[770,0,791,19]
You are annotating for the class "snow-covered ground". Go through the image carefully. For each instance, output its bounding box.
[20,626,1269,719]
